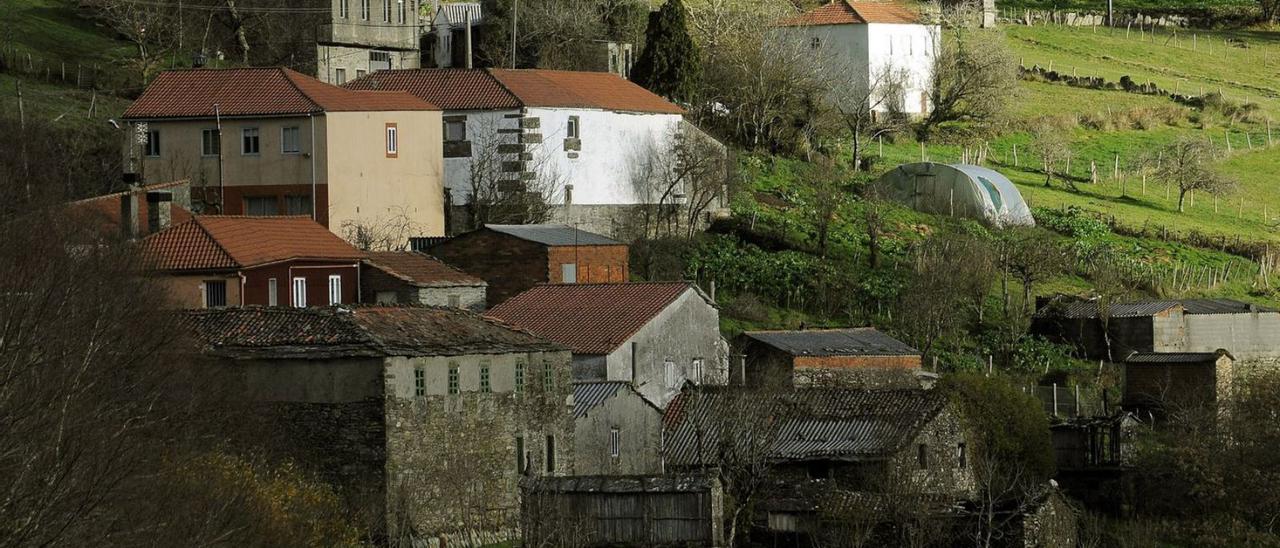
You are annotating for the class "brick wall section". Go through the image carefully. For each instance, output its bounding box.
[545,245,629,284]
[793,355,922,370]
[430,230,549,308]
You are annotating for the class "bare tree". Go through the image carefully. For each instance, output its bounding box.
[340,206,422,251]
[896,233,995,359]
[629,122,729,240]
[462,116,564,230]
[921,6,1019,137]
[1028,120,1073,189]
[84,0,180,82]
[836,64,911,171]
[1148,135,1237,213]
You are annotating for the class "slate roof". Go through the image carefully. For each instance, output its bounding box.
[522,474,718,494]
[663,388,949,465]
[573,381,630,418]
[143,216,363,272]
[743,328,919,357]
[364,251,485,287]
[182,305,565,359]
[1038,298,1274,319]
[344,68,685,114]
[487,282,701,355]
[778,0,921,26]
[1126,351,1231,364]
[485,224,622,246]
[123,67,434,119]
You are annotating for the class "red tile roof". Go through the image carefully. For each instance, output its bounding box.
[779,0,920,26]
[68,179,194,236]
[143,216,363,271]
[123,67,436,119]
[344,68,685,114]
[486,282,701,354]
[364,251,485,287]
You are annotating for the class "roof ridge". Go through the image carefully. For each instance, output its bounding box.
[482,67,527,108]
[278,67,328,113]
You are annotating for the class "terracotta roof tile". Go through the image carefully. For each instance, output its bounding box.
[363,251,485,287]
[123,67,435,119]
[486,282,698,354]
[345,68,684,114]
[779,0,919,26]
[182,305,564,359]
[143,216,362,271]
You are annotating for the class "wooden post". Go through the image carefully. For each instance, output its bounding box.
[1090,160,1098,184]
[1269,119,1274,146]
[88,90,96,119]
[1240,196,1245,218]
[1226,130,1233,153]
[1193,33,1197,51]
[1052,383,1059,417]
[921,141,926,161]
[1113,154,1119,180]
[1248,132,1253,149]
[1013,144,1019,167]
[16,80,23,130]
[1142,171,1147,195]
[878,135,883,157]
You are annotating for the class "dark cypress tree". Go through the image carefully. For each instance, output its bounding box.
[630,0,700,103]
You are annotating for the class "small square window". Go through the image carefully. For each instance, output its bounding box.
[810,37,821,49]
[201,128,220,156]
[335,67,348,84]
[448,363,459,394]
[203,280,227,307]
[242,128,260,155]
[567,116,580,139]
[414,367,426,397]
[356,69,367,79]
[281,126,301,154]
[145,130,161,157]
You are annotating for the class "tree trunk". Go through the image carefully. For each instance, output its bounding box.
[1177,188,1188,212]
[226,1,250,64]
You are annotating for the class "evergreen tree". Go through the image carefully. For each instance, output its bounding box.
[630,0,700,103]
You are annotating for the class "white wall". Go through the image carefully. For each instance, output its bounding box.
[865,22,939,115]
[781,22,938,115]
[441,107,684,207]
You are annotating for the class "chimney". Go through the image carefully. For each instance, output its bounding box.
[630,342,638,385]
[118,186,140,239]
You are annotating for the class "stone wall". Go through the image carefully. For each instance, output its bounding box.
[573,385,664,476]
[889,402,977,499]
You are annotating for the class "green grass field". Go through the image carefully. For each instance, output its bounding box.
[3,0,133,63]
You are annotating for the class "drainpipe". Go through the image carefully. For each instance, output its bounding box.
[630,341,638,385]
[215,104,225,213]
[239,272,247,306]
[309,113,318,222]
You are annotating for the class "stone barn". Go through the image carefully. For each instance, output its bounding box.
[1123,350,1234,414]
[736,328,924,389]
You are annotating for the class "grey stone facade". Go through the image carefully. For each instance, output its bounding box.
[572,382,665,476]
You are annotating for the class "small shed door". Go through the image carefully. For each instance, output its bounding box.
[561,263,577,284]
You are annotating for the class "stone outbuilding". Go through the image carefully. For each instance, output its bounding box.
[361,250,486,310]
[571,381,665,476]
[181,304,574,545]
[1123,349,1234,413]
[429,224,628,308]
[736,328,923,389]
[488,281,728,408]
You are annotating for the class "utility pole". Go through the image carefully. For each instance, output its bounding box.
[511,0,518,69]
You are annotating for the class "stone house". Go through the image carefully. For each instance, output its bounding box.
[429,224,629,308]
[663,388,975,498]
[142,216,364,308]
[343,68,724,237]
[488,282,729,408]
[776,1,939,116]
[180,305,574,543]
[736,328,923,389]
[1123,350,1234,413]
[1031,297,1280,367]
[122,67,445,237]
[316,0,423,85]
[571,381,665,476]
[361,250,487,310]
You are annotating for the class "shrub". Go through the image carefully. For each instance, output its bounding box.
[1033,206,1111,240]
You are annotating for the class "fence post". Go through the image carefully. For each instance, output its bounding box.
[1052,383,1059,417]
[1075,384,1081,416]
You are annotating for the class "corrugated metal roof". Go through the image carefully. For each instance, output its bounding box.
[437,2,483,25]
[663,388,948,466]
[485,224,621,246]
[1126,351,1228,364]
[573,381,629,418]
[1179,299,1275,314]
[742,328,918,357]
[1039,298,1273,319]
[522,474,716,493]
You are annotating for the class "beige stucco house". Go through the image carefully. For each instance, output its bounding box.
[122,67,446,239]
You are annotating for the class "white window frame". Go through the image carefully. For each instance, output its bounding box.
[609,427,620,458]
[328,274,342,305]
[339,0,349,18]
[241,127,260,155]
[385,124,398,156]
[567,116,580,139]
[335,67,348,85]
[382,0,391,22]
[268,278,278,306]
[692,358,704,384]
[292,277,307,307]
[281,126,301,154]
[398,0,407,23]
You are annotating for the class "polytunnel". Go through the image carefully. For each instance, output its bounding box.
[877,163,1035,228]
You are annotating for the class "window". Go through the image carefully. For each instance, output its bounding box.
[567,116,580,139]
[285,195,312,215]
[241,128,260,155]
[542,360,554,391]
[203,280,227,307]
[356,69,367,79]
[385,123,398,157]
[145,130,161,157]
[414,366,425,397]
[957,443,967,468]
[480,361,491,393]
[448,363,459,394]
[609,427,620,458]
[515,360,525,393]
[328,274,342,305]
[292,277,307,307]
[244,196,278,216]
[810,37,821,49]
[201,128,220,156]
[447,294,461,308]
[398,0,407,23]
[444,119,466,141]
[281,126,301,154]
[339,0,348,18]
[268,278,278,306]
[917,444,929,470]
[361,0,369,20]
[335,68,348,85]
[561,263,577,283]
[692,358,705,384]
[545,435,556,473]
[664,358,676,388]
[516,436,525,472]
[382,0,391,22]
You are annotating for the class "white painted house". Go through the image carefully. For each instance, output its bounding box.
[778,0,939,116]
[344,68,718,236]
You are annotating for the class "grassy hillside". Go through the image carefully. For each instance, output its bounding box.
[3,0,133,63]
